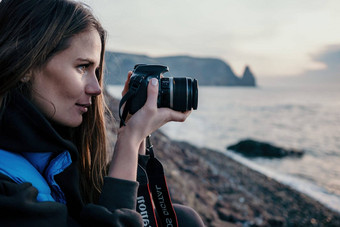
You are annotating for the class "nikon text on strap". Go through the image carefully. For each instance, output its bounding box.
[137,136,178,227]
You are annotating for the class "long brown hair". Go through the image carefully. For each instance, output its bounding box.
[0,0,108,203]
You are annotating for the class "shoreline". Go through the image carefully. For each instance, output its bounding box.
[105,91,340,226]
[222,149,340,214]
[152,131,340,226]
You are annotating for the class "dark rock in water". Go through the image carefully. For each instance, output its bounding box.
[227,139,304,158]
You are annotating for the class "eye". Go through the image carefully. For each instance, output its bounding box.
[77,64,90,74]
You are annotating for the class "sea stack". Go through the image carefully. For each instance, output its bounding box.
[240,65,256,86]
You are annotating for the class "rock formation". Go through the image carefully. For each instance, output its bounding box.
[240,66,256,86]
[104,51,257,87]
[227,139,304,158]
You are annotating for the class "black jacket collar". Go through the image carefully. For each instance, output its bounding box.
[0,91,78,160]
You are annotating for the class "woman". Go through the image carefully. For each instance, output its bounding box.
[0,0,204,226]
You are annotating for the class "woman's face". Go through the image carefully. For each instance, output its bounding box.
[30,29,102,127]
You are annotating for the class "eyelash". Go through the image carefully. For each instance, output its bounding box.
[77,64,90,74]
[77,64,100,78]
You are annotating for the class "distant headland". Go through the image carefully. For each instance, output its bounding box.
[104,51,257,87]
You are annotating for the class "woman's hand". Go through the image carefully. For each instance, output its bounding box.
[124,77,191,145]
[121,71,191,151]
[108,72,191,181]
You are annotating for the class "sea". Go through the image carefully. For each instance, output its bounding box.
[107,80,340,213]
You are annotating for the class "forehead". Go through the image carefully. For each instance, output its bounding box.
[62,29,102,64]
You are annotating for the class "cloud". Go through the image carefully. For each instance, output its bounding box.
[285,45,340,85]
[302,45,340,80]
[314,45,340,70]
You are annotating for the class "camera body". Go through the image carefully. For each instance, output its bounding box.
[125,64,198,115]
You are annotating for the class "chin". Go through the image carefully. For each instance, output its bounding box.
[58,116,83,128]
[70,119,83,128]
[70,122,83,128]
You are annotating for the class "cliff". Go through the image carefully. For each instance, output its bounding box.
[105,91,340,226]
[104,51,256,86]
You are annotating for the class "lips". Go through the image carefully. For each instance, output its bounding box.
[76,103,91,112]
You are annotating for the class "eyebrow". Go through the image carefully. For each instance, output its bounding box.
[76,58,99,66]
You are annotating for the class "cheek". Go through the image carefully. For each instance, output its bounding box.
[32,68,84,107]
[46,67,84,98]
[57,77,84,99]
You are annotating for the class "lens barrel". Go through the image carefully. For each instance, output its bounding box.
[159,77,198,111]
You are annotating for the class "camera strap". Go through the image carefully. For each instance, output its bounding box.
[136,164,158,227]
[136,135,178,227]
[118,77,144,127]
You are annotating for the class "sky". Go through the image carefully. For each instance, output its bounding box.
[82,0,340,78]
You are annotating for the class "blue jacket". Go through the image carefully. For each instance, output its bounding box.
[0,149,71,203]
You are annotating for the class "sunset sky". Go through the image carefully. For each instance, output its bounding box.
[83,0,340,78]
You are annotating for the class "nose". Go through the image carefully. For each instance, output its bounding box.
[85,74,102,97]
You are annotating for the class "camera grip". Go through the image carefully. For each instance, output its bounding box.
[127,79,149,114]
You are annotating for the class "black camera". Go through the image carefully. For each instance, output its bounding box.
[123,64,198,115]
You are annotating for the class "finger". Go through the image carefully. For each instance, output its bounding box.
[144,78,159,109]
[160,109,192,122]
[121,71,133,96]
[170,110,191,122]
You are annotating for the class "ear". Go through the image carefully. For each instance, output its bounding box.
[21,70,32,83]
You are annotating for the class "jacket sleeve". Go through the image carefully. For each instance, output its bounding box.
[0,173,143,227]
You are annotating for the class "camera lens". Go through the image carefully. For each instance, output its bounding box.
[159,77,198,111]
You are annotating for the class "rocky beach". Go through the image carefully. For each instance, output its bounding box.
[105,91,340,226]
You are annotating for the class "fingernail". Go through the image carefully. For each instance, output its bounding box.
[151,78,158,86]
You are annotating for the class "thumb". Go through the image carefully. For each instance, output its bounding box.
[145,78,159,108]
